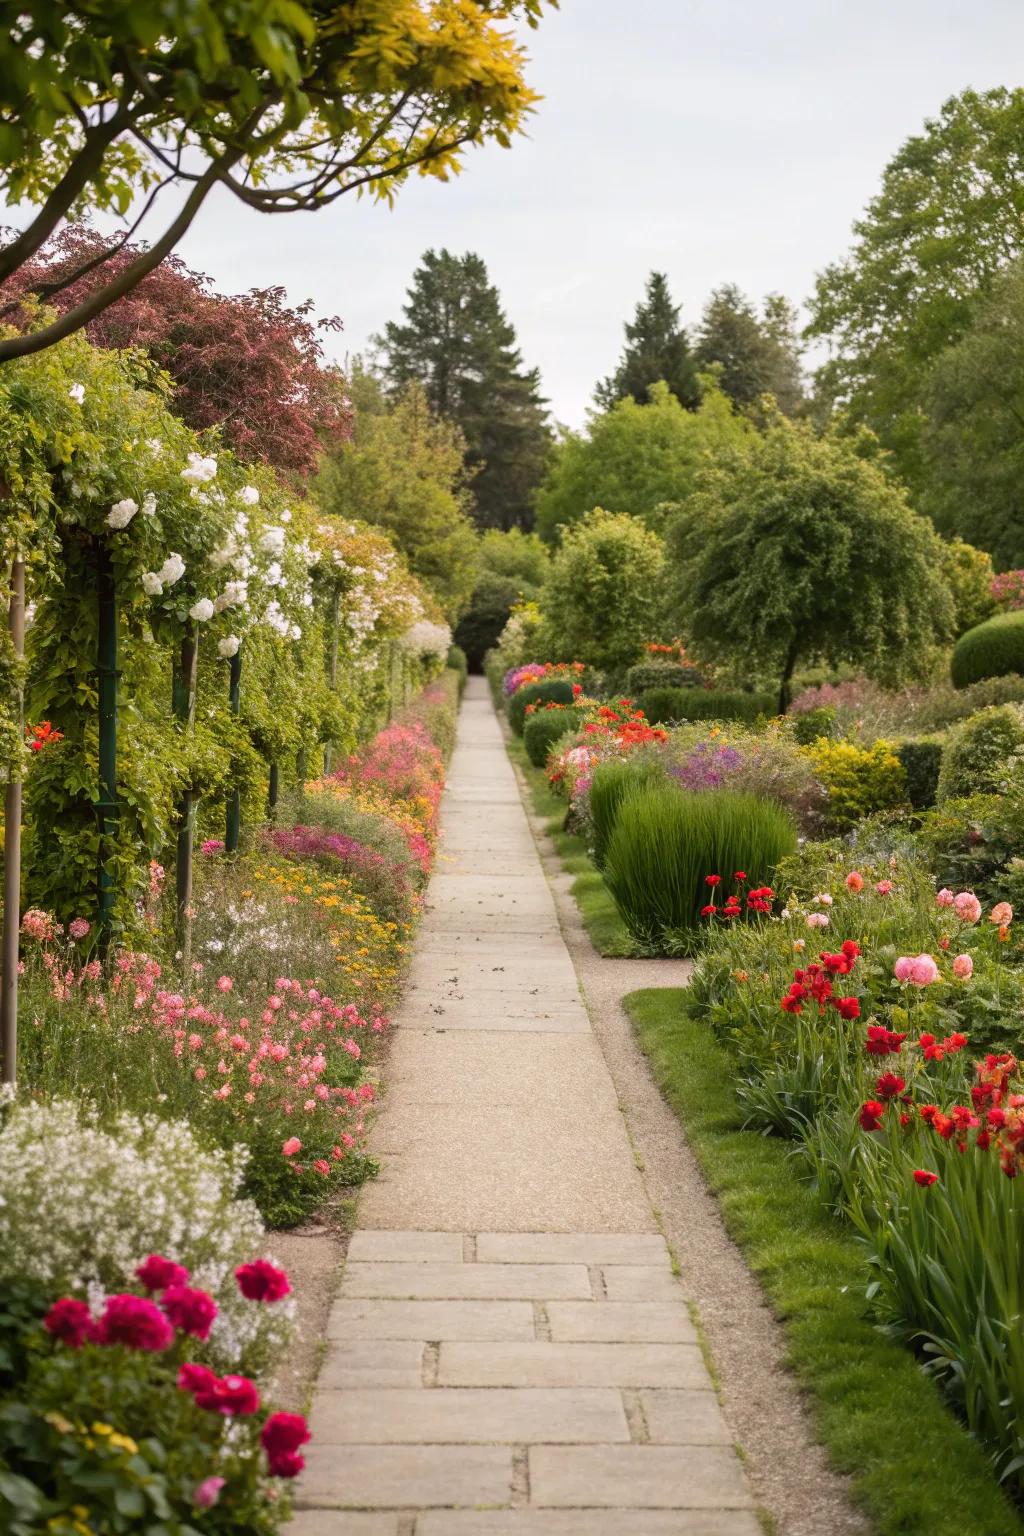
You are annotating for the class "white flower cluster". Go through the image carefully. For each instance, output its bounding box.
[401,619,452,659]
[141,551,186,597]
[0,1100,293,1377]
[181,452,218,487]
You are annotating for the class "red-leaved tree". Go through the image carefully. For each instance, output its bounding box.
[3,229,351,478]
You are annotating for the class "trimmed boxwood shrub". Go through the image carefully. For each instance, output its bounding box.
[523,708,578,768]
[589,756,665,868]
[951,611,1024,688]
[626,660,703,695]
[664,690,776,723]
[936,704,1024,803]
[508,678,576,736]
[638,687,692,725]
[603,784,797,951]
[896,739,944,810]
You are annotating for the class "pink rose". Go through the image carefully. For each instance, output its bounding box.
[936,888,954,908]
[282,1137,301,1157]
[954,892,982,924]
[895,954,939,986]
[990,902,1013,926]
[875,880,893,896]
[952,954,974,980]
[193,1477,226,1510]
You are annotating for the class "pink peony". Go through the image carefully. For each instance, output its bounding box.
[952,954,974,980]
[68,917,90,940]
[261,1411,311,1478]
[875,880,894,896]
[954,892,982,924]
[281,1137,301,1157]
[94,1294,174,1352]
[936,888,955,908]
[895,953,940,987]
[806,912,829,929]
[192,1372,260,1417]
[43,1298,95,1349]
[990,902,1013,926]
[161,1284,218,1340]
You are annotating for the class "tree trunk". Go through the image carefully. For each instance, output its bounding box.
[777,639,801,716]
[225,648,242,853]
[96,549,119,952]
[1,554,25,1087]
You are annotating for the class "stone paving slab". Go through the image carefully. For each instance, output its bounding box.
[528,1446,754,1509]
[328,1299,536,1341]
[308,1386,630,1443]
[291,682,754,1530]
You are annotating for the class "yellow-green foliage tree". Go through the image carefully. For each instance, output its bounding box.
[540,508,666,678]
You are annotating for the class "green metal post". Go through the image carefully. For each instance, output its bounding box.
[172,623,198,958]
[324,586,340,776]
[1,551,25,1087]
[225,648,242,853]
[96,548,119,952]
[268,761,279,814]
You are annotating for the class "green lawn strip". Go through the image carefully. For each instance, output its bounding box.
[504,735,633,956]
[625,986,1024,1536]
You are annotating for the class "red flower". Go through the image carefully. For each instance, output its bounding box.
[780,992,803,1014]
[261,1411,311,1478]
[841,940,861,961]
[913,1170,938,1187]
[161,1284,218,1340]
[178,1362,218,1396]
[820,951,852,975]
[43,1298,95,1349]
[236,1260,291,1304]
[93,1294,174,1352]
[700,904,718,918]
[858,1100,885,1132]
[945,1032,969,1052]
[192,1372,261,1417]
[834,997,860,1020]
[705,874,721,887]
[875,1072,906,1100]
[136,1254,189,1292]
[866,1025,907,1056]
[734,871,746,881]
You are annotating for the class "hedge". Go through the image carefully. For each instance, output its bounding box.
[951,611,1024,688]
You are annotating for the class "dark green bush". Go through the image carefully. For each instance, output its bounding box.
[603,784,797,951]
[638,687,692,725]
[936,704,1024,803]
[508,679,576,736]
[454,575,524,671]
[626,660,703,695]
[896,739,944,810]
[791,706,838,745]
[951,611,1024,688]
[523,708,578,768]
[589,756,664,868]
[919,778,1024,899]
[666,690,776,723]
[447,644,468,693]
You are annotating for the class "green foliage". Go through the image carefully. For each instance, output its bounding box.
[667,689,777,723]
[807,87,1024,494]
[478,526,549,587]
[508,678,576,736]
[535,378,750,543]
[636,686,692,725]
[919,776,1024,899]
[377,249,550,531]
[454,574,523,671]
[936,704,1024,803]
[539,508,666,675]
[314,369,478,622]
[522,707,578,768]
[909,674,1024,732]
[447,644,468,694]
[625,659,702,694]
[895,739,944,810]
[791,705,838,745]
[695,285,804,416]
[594,271,700,411]
[940,539,997,634]
[951,610,1024,688]
[667,418,956,709]
[588,756,664,869]
[603,783,797,951]
[802,738,909,833]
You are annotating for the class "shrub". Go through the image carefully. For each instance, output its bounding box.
[802,739,908,833]
[646,690,776,723]
[538,507,667,675]
[919,787,1024,899]
[523,707,579,768]
[907,673,1024,733]
[589,756,665,869]
[447,643,469,691]
[951,610,1024,687]
[626,660,703,694]
[791,705,838,746]
[454,574,522,671]
[895,739,944,810]
[603,784,797,951]
[936,703,1024,803]
[638,686,692,724]
[508,678,576,736]
[664,725,827,835]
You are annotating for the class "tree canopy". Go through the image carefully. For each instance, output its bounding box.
[595,271,700,411]
[535,378,749,542]
[806,87,1024,491]
[694,285,804,416]
[3,229,350,478]
[540,508,666,677]
[666,419,956,710]
[314,365,478,623]
[0,0,552,359]
[377,248,550,530]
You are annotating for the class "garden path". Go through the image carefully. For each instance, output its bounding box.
[291,678,758,1535]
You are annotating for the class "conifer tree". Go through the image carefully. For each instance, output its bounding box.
[595,271,700,411]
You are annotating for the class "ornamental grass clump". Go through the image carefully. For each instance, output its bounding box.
[589,755,665,869]
[603,784,797,952]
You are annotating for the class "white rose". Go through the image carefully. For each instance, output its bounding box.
[238,486,260,506]
[106,498,139,529]
[189,598,215,623]
[141,492,157,517]
[218,636,241,659]
[265,561,283,587]
[290,623,301,641]
[68,383,85,404]
[141,572,164,596]
[258,527,286,557]
[180,452,218,486]
[158,553,186,587]
[280,509,292,524]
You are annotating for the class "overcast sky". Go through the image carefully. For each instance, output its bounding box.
[161,1,1024,428]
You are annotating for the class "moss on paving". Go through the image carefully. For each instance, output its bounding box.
[625,986,1024,1536]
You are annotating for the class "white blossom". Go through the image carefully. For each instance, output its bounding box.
[180,452,218,486]
[400,618,452,659]
[68,382,86,404]
[259,527,286,558]
[238,485,260,506]
[158,552,186,587]
[280,509,292,524]
[141,572,164,596]
[215,580,248,613]
[106,498,139,529]
[146,437,164,457]
[218,635,241,658]
[141,491,157,517]
[190,597,215,623]
[265,561,283,587]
